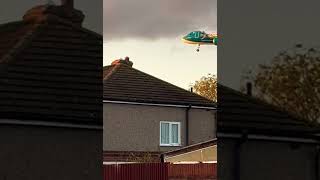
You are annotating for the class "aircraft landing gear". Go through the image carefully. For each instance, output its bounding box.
[196,44,200,52]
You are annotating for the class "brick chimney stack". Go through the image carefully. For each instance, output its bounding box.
[111,57,133,67]
[23,0,84,26]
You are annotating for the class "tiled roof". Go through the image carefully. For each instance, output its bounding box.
[0,5,102,125]
[103,62,216,107]
[162,139,216,158]
[218,84,318,134]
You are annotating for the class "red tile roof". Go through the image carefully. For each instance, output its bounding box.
[103,62,216,107]
[0,4,102,125]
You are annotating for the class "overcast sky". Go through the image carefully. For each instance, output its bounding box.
[104,0,216,40]
[104,0,217,89]
[219,0,320,90]
[1,0,217,90]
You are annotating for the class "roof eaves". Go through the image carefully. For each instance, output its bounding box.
[103,98,216,109]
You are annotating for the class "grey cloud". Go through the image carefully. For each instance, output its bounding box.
[104,0,217,40]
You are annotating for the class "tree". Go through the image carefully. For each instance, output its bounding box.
[249,45,320,123]
[193,74,217,102]
[126,152,155,163]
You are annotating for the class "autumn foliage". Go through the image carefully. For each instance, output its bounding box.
[252,45,320,123]
[193,74,217,102]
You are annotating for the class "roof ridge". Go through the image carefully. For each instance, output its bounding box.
[103,64,120,80]
[0,23,40,64]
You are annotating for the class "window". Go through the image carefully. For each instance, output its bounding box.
[160,121,181,146]
[200,32,205,38]
[194,31,200,38]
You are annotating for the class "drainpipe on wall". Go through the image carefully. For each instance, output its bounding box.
[315,145,320,180]
[234,131,248,180]
[185,105,191,146]
[160,154,165,163]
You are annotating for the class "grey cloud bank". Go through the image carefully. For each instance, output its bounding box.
[104,0,217,40]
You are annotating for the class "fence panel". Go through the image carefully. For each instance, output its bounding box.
[168,163,217,179]
[104,163,217,180]
[104,163,168,180]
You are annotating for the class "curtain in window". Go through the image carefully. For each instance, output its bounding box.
[171,124,179,144]
[161,123,169,144]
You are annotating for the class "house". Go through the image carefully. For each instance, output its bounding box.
[162,138,217,164]
[217,84,320,180]
[103,58,216,163]
[0,1,102,179]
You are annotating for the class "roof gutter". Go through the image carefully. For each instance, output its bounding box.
[103,100,216,110]
[0,119,102,130]
[217,132,319,144]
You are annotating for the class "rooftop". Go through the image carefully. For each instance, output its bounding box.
[103,58,216,108]
[218,84,319,135]
[0,1,102,125]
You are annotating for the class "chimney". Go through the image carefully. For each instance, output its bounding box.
[111,57,133,67]
[246,82,252,96]
[61,0,74,9]
[23,0,84,26]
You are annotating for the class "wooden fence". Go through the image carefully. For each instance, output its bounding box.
[104,163,216,180]
[104,163,168,180]
[168,163,216,179]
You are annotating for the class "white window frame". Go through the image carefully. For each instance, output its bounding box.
[160,121,181,147]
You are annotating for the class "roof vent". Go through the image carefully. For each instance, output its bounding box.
[111,57,133,67]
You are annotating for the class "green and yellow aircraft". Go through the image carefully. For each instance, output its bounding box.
[182,31,217,52]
